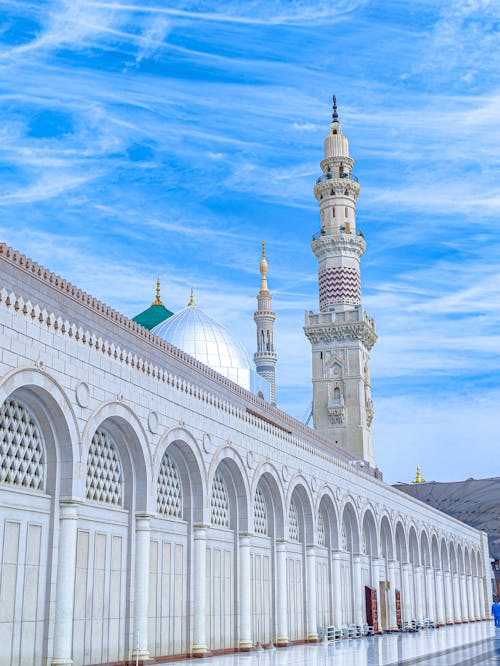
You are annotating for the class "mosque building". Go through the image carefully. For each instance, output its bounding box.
[0,99,491,666]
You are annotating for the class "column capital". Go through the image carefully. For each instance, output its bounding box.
[58,500,81,519]
[239,531,253,539]
[135,514,152,531]
[193,524,208,540]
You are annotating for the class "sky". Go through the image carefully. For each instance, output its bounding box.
[0,0,499,484]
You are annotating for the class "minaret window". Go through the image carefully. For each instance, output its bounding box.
[345,207,348,217]
[333,387,341,400]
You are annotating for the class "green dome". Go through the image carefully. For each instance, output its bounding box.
[132,279,174,331]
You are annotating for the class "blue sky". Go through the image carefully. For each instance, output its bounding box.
[0,0,499,483]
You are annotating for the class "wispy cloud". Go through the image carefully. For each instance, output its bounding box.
[0,0,499,482]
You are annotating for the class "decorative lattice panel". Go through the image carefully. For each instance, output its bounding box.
[157,452,183,517]
[0,398,45,490]
[211,471,229,527]
[254,484,268,535]
[317,511,326,547]
[86,428,123,505]
[288,500,299,541]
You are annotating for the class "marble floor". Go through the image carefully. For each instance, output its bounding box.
[157,622,498,666]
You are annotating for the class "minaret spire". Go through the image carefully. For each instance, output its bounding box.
[188,288,196,306]
[254,242,277,404]
[304,97,377,465]
[332,94,339,123]
[259,240,269,293]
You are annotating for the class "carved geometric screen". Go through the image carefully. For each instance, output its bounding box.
[254,484,268,535]
[211,470,229,527]
[288,500,299,541]
[157,452,182,517]
[86,427,123,505]
[0,398,45,491]
[317,510,326,547]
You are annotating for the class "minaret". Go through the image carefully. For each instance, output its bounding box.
[254,241,277,404]
[304,96,377,465]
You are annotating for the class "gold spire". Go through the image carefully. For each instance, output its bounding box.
[188,288,196,306]
[259,240,269,293]
[151,277,163,306]
[412,465,426,484]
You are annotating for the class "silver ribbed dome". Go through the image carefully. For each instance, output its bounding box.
[152,304,254,382]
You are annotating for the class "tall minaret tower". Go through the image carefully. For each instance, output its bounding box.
[254,241,277,404]
[304,96,377,465]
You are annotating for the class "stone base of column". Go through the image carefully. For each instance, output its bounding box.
[275,637,289,647]
[306,635,320,643]
[131,650,154,664]
[50,660,73,666]
[239,640,253,651]
[192,644,209,657]
[437,622,445,627]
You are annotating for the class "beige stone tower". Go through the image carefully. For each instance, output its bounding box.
[304,96,377,465]
[254,241,277,404]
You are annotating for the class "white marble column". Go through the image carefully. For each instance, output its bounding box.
[425,567,436,620]
[352,555,364,626]
[306,546,319,641]
[401,563,412,623]
[452,573,461,622]
[478,576,487,619]
[331,551,342,626]
[51,501,79,666]
[192,524,208,655]
[239,533,252,649]
[132,514,151,662]
[387,560,398,629]
[466,575,474,620]
[472,576,480,620]
[434,570,445,625]
[276,540,288,646]
[372,557,385,631]
[414,565,424,623]
[443,571,453,623]
[459,574,468,621]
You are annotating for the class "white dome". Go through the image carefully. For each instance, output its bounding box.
[152,304,253,378]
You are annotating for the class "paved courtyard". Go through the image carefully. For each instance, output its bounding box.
[157,622,498,666]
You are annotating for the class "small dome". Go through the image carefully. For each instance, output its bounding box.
[152,303,253,377]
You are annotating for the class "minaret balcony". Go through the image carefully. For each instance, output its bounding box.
[314,176,359,200]
[304,308,377,350]
[315,173,358,184]
[311,232,366,260]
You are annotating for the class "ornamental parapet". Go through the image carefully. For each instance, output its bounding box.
[304,308,377,350]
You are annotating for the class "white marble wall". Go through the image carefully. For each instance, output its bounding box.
[0,265,492,666]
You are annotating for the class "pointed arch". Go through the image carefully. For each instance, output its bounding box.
[81,400,152,512]
[154,426,206,523]
[0,366,79,497]
[380,514,394,560]
[360,505,378,556]
[316,487,339,549]
[208,447,250,532]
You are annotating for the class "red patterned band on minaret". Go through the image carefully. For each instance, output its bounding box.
[318,266,360,310]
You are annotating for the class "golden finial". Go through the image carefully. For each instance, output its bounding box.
[259,240,269,293]
[412,465,426,484]
[151,277,163,306]
[188,288,196,306]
